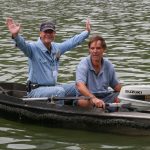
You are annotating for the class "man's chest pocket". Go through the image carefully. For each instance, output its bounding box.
[102,81,109,89]
[38,58,51,69]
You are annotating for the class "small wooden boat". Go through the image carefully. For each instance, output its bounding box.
[0,82,150,135]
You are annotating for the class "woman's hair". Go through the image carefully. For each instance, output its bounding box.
[88,35,107,50]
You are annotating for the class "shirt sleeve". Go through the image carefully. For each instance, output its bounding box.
[76,59,88,83]
[58,31,89,55]
[13,35,32,58]
[109,64,120,89]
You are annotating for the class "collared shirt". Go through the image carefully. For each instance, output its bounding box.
[76,56,119,94]
[14,31,89,85]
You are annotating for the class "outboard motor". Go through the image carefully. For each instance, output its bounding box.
[118,85,150,111]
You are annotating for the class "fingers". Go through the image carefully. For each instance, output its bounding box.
[95,100,105,109]
[86,18,91,32]
[5,17,20,37]
[101,100,105,109]
[6,17,14,30]
[6,18,14,26]
[6,18,11,27]
[91,97,105,109]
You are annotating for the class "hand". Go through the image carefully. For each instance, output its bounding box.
[85,18,91,32]
[91,97,105,109]
[6,18,21,38]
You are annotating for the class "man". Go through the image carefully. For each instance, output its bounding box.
[6,18,90,105]
[76,35,121,109]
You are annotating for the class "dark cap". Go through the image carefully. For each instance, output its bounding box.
[40,21,55,32]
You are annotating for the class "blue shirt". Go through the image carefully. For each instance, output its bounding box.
[14,31,89,85]
[76,56,119,94]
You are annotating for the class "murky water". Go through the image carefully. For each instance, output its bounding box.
[0,118,150,150]
[0,0,150,149]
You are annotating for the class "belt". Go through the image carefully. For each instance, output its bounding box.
[30,83,40,89]
[26,81,53,92]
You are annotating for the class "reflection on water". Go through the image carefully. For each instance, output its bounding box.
[0,0,150,149]
[0,118,150,150]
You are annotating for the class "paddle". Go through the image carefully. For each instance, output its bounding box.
[22,96,91,101]
[22,96,131,110]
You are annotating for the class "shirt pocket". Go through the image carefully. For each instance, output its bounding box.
[102,81,109,89]
[101,77,109,90]
[39,57,47,63]
[38,57,50,70]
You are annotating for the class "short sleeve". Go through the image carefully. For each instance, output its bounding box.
[76,58,88,84]
[109,64,120,88]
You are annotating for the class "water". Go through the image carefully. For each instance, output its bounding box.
[0,118,150,150]
[0,0,150,149]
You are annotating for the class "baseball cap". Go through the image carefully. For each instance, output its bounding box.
[40,21,55,32]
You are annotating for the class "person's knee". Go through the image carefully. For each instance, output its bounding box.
[53,87,65,106]
[61,83,76,96]
[56,87,65,97]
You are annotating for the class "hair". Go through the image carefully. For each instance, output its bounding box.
[88,35,107,50]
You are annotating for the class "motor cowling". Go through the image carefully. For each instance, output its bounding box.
[118,85,150,111]
[119,85,150,101]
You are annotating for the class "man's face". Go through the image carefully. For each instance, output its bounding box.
[89,40,105,60]
[40,29,56,45]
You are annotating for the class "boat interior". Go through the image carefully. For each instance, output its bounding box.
[0,82,74,105]
[0,82,26,98]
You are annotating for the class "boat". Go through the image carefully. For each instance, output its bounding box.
[0,82,150,135]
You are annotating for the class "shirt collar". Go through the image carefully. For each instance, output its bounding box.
[87,56,94,70]
[87,55,104,74]
[36,37,53,53]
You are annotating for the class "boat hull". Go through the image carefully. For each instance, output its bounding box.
[0,83,150,135]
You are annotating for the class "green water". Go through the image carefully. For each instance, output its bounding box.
[0,118,150,150]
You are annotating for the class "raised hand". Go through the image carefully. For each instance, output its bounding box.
[6,18,21,37]
[85,18,91,32]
